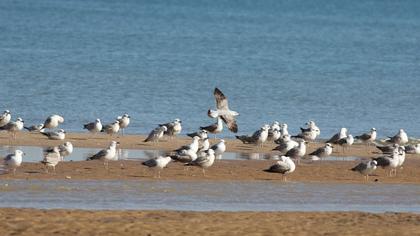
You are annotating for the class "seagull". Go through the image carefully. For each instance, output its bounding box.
[83,119,103,134]
[397,146,406,170]
[0,117,24,139]
[207,87,239,133]
[375,143,399,154]
[41,146,62,173]
[267,128,281,142]
[272,134,299,154]
[355,128,377,146]
[271,121,281,132]
[171,136,201,163]
[175,136,200,154]
[45,141,73,158]
[211,139,226,159]
[40,129,66,140]
[0,110,11,127]
[41,114,64,129]
[87,141,119,169]
[386,129,409,145]
[198,138,210,153]
[351,160,377,181]
[200,116,223,139]
[2,150,24,175]
[404,144,420,154]
[280,123,289,136]
[337,134,354,153]
[142,156,172,178]
[235,125,270,147]
[117,114,130,135]
[24,123,44,132]
[325,128,348,144]
[263,156,296,181]
[101,120,120,136]
[144,126,167,143]
[306,120,320,136]
[159,118,182,138]
[186,149,216,176]
[308,143,333,160]
[285,140,306,163]
[373,148,400,177]
[187,129,208,139]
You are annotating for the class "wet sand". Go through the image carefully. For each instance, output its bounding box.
[0,131,385,157]
[0,132,419,183]
[0,208,419,236]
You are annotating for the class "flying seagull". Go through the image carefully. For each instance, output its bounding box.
[208,88,238,133]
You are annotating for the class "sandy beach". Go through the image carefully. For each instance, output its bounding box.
[1,132,420,236]
[0,132,419,183]
[1,208,420,236]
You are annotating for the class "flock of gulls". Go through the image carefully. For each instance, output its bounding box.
[1,88,419,181]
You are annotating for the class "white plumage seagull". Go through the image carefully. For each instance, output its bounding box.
[404,144,420,154]
[0,110,11,128]
[117,114,130,135]
[45,141,73,158]
[308,143,333,160]
[273,134,299,154]
[211,139,226,160]
[351,160,377,181]
[187,129,208,140]
[264,156,296,181]
[386,129,409,145]
[83,119,103,134]
[142,156,172,178]
[235,125,270,147]
[87,141,119,169]
[186,149,216,176]
[200,116,223,139]
[2,150,25,175]
[159,118,182,138]
[40,129,66,140]
[207,88,238,133]
[355,128,377,146]
[325,128,348,144]
[144,126,167,143]
[101,120,120,137]
[0,117,24,139]
[171,136,201,163]
[24,123,44,132]
[41,114,64,129]
[41,146,62,173]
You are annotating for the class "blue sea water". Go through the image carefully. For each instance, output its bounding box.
[1,0,420,138]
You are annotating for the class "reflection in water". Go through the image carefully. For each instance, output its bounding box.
[0,180,419,213]
[0,145,361,163]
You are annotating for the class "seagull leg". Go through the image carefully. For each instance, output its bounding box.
[202,168,206,177]
[53,166,56,174]
[13,168,16,175]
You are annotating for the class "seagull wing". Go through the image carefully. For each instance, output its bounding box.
[214,87,229,110]
[220,115,238,133]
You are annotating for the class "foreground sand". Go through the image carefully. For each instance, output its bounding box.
[1,132,419,183]
[0,208,420,236]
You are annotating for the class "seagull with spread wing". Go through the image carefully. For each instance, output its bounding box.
[207,88,239,133]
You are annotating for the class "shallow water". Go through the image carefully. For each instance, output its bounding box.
[0,145,361,162]
[0,179,419,213]
[1,0,420,138]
